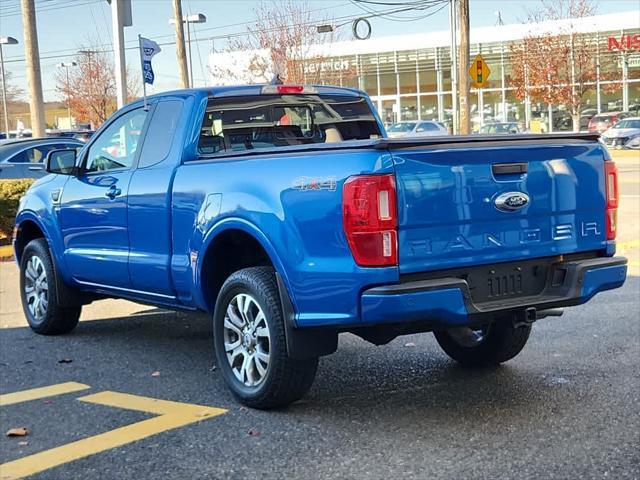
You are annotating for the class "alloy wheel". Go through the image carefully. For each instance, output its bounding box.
[223,293,271,387]
[24,255,48,322]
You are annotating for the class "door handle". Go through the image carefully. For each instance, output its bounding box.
[28,166,43,171]
[105,186,122,200]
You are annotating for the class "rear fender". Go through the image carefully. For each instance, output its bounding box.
[194,217,295,311]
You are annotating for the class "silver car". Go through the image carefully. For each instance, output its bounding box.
[601,117,640,149]
[386,120,448,138]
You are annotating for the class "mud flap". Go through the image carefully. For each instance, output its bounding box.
[276,272,338,359]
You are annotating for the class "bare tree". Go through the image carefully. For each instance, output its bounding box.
[55,47,139,128]
[0,71,24,124]
[509,0,618,131]
[210,0,354,85]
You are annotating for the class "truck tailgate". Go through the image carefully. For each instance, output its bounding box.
[386,135,609,274]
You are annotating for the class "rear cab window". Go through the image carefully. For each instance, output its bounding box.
[198,92,382,156]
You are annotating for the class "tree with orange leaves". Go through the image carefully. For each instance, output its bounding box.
[509,0,618,131]
[210,0,355,86]
[55,47,139,129]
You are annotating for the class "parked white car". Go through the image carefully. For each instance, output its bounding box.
[386,120,448,138]
[601,117,640,149]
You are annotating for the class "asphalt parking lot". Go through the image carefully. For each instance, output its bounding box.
[0,152,638,479]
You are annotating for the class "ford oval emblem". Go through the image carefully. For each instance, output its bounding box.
[494,192,530,212]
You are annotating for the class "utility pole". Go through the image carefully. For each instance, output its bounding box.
[172,0,189,88]
[21,0,46,137]
[111,0,128,108]
[449,0,458,134]
[457,0,470,135]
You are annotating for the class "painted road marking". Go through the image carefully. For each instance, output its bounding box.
[0,386,227,480]
[0,382,90,407]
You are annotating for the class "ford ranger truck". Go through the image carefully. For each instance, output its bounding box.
[13,85,627,409]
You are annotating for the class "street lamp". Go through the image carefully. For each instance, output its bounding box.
[0,36,19,138]
[170,13,206,88]
[56,61,77,128]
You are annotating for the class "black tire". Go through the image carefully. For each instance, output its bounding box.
[433,319,531,367]
[213,266,318,409]
[20,239,81,335]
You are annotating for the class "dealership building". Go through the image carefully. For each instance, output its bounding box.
[209,11,640,132]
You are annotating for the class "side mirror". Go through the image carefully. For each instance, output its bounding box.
[45,149,77,175]
[509,128,519,134]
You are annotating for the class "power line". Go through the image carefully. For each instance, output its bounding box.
[0,0,101,15]
[3,1,351,62]
[2,1,449,66]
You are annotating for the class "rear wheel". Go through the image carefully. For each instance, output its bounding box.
[20,239,81,335]
[213,267,318,409]
[433,319,531,367]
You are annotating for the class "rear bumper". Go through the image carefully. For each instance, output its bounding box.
[360,256,627,327]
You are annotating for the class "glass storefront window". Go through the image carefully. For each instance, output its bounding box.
[380,99,398,127]
[361,73,378,97]
[401,97,418,120]
[399,71,417,94]
[628,53,640,80]
[441,93,453,133]
[483,51,503,90]
[379,72,397,95]
[629,82,640,115]
[505,89,525,123]
[441,68,452,93]
[601,84,624,112]
[552,104,573,131]
[419,70,437,93]
[469,92,480,132]
[420,95,438,121]
[483,90,503,123]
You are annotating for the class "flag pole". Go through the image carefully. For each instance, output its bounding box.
[138,34,148,111]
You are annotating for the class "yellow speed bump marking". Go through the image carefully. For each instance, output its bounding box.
[0,389,227,480]
[0,382,90,407]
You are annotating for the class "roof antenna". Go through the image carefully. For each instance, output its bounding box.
[270,74,284,85]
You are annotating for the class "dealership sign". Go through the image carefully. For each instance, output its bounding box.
[608,34,640,51]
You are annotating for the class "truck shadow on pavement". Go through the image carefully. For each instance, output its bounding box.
[0,308,573,417]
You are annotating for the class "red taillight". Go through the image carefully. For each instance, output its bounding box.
[261,84,317,95]
[343,174,398,267]
[277,85,304,94]
[604,160,618,240]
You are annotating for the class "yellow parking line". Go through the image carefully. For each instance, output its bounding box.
[0,382,90,407]
[0,391,227,480]
[77,390,227,416]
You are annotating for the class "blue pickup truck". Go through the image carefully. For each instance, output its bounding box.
[14,84,627,408]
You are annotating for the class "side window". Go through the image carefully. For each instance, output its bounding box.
[8,150,28,163]
[138,100,184,168]
[416,122,437,132]
[85,108,148,173]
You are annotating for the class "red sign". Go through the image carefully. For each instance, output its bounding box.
[608,34,640,51]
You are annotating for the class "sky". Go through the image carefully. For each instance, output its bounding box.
[0,0,639,102]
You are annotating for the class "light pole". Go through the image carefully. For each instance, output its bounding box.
[56,61,77,128]
[170,13,206,87]
[0,36,19,138]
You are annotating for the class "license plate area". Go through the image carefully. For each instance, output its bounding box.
[466,260,551,304]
